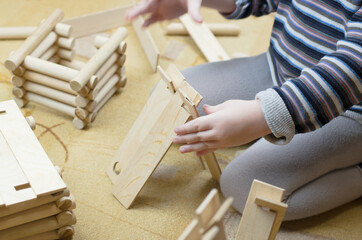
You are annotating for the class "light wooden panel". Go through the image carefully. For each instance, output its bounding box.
[179,14,230,62]
[62,5,132,38]
[0,100,66,198]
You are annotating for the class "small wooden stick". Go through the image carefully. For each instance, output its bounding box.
[75,107,89,120]
[57,37,75,49]
[39,45,59,60]
[86,74,119,112]
[95,52,119,80]
[117,65,126,76]
[30,31,58,58]
[0,27,36,39]
[24,70,76,95]
[75,95,89,108]
[11,75,25,87]
[25,92,75,117]
[25,116,36,130]
[94,35,127,55]
[12,66,25,76]
[116,75,127,89]
[72,117,87,129]
[166,23,240,36]
[0,211,76,240]
[4,9,64,71]
[70,27,128,91]
[88,64,118,100]
[117,54,126,67]
[13,97,28,108]
[18,226,74,240]
[23,81,77,107]
[78,85,90,97]
[59,59,86,70]
[54,23,72,37]
[57,48,75,61]
[88,87,117,122]
[87,75,99,89]
[49,54,60,64]
[12,87,26,98]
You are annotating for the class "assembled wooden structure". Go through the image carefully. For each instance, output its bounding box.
[0,100,76,240]
[5,9,128,129]
[107,64,221,209]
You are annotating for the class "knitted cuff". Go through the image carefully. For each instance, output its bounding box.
[220,0,251,19]
[256,88,295,145]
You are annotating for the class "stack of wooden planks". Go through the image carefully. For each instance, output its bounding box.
[0,100,76,240]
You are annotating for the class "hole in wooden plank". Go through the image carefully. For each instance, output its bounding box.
[14,183,31,191]
[113,162,122,175]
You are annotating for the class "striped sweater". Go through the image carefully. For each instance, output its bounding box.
[225,0,362,144]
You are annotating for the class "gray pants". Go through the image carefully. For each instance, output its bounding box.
[182,53,362,221]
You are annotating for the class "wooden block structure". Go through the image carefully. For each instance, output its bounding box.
[0,100,76,240]
[107,64,221,209]
[178,189,233,240]
[236,180,288,240]
[5,9,128,129]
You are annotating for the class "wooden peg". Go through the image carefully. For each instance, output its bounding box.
[13,97,28,108]
[0,27,36,39]
[19,226,74,240]
[39,45,59,60]
[54,23,72,37]
[75,96,89,108]
[12,66,26,76]
[11,75,25,87]
[30,31,58,58]
[88,64,118,100]
[94,35,127,55]
[117,54,126,67]
[23,70,76,96]
[116,75,127,89]
[78,85,90,97]
[25,116,36,130]
[4,9,64,71]
[59,59,86,71]
[12,87,26,98]
[72,117,87,130]
[70,27,128,91]
[49,54,61,64]
[57,37,75,49]
[88,87,117,122]
[165,23,240,36]
[87,75,99,89]
[75,107,89,120]
[95,52,119,80]
[57,48,75,61]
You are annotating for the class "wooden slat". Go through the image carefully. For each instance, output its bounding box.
[62,5,131,38]
[236,180,285,240]
[178,219,201,240]
[0,100,66,197]
[179,14,230,62]
[132,16,159,72]
[196,189,220,228]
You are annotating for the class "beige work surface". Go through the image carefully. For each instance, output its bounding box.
[0,0,361,239]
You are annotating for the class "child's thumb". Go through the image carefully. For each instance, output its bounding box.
[187,0,203,23]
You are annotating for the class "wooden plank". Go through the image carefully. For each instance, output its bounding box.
[62,5,132,38]
[132,16,159,72]
[236,180,285,240]
[178,219,201,240]
[195,189,220,229]
[110,65,201,208]
[0,100,66,197]
[179,14,230,62]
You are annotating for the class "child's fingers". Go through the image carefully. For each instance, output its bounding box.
[173,129,215,144]
[187,0,203,23]
[174,117,213,135]
[179,141,217,153]
[125,0,153,20]
[143,14,161,27]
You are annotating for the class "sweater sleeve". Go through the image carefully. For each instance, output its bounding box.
[222,0,279,19]
[257,7,362,144]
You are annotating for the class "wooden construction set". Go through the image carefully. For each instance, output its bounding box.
[0,100,76,240]
[5,9,128,129]
[179,180,288,240]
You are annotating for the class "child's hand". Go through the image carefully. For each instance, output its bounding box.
[125,0,203,27]
[173,100,272,156]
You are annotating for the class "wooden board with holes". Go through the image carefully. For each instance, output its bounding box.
[62,5,132,38]
[0,100,66,201]
[179,14,230,62]
[132,16,160,72]
[109,65,201,209]
[236,180,286,240]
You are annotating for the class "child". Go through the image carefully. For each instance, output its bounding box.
[126,0,362,220]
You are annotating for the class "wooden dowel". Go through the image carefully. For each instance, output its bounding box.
[12,66,25,76]
[87,75,98,89]
[116,75,127,89]
[4,9,64,71]
[86,74,119,112]
[117,65,126,76]
[95,52,119,80]
[0,211,76,240]
[23,55,78,82]
[59,59,86,71]
[57,48,75,61]
[88,86,118,123]
[0,199,75,230]
[23,82,77,107]
[14,97,28,108]
[117,54,126,67]
[88,64,118,100]
[78,85,90,97]
[72,117,87,129]
[70,27,127,91]
[75,107,89,120]
[54,23,72,37]
[30,31,58,58]
[24,70,76,95]
[165,23,240,36]
[75,96,89,108]
[0,27,36,39]
[25,92,75,117]
[57,37,75,49]
[39,45,59,60]
[11,75,25,87]
[25,116,36,130]
[17,225,75,240]
[94,35,127,55]
[12,87,26,98]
